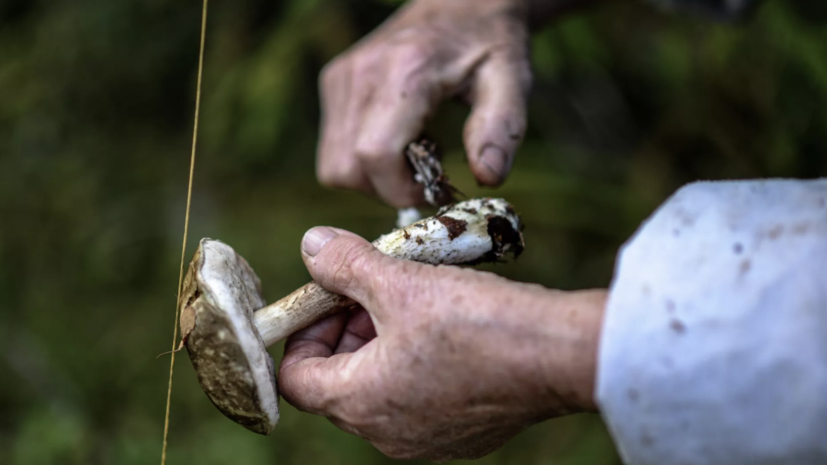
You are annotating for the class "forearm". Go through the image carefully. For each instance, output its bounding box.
[535,288,607,414]
[495,283,607,416]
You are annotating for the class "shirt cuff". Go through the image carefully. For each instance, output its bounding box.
[596,179,827,465]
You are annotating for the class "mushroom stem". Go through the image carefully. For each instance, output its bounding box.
[254,282,351,346]
[252,198,523,346]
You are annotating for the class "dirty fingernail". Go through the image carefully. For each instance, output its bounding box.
[302,227,339,257]
[479,145,509,183]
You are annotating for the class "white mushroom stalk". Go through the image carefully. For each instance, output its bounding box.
[179,198,523,435]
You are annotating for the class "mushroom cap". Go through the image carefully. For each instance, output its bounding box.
[180,238,279,435]
[373,198,524,264]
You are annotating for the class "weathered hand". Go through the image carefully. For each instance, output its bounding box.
[316,0,532,207]
[278,227,606,461]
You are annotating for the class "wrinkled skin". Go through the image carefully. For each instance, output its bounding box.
[316,0,533,207]
[279,227,606,462]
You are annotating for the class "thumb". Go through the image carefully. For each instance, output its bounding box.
[300,226,393,321]
[463,51,531,186]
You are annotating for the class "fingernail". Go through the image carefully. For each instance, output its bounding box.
[479,145,509,183]
[302,227,339,257]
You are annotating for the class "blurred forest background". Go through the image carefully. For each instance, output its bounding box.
[0,0,825,463]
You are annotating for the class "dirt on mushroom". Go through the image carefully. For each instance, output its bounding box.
[437,216,468,240]
[486,216,524,258]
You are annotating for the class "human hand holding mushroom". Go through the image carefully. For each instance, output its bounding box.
[179,199,530,434]
[279,228,607,462]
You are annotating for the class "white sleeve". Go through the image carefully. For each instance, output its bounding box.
[596,179,827,465]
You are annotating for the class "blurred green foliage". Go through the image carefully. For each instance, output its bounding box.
[0,0,825,463]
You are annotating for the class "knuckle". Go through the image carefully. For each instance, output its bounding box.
[393,42,438,94]
[315,164,339,188]
[345,245,378,283]
[349,48,384,80]
[325,255,357,293]
[354,138,393,163]
[400,73,436,105]
[393,40,434,69]
[319,56,347,91]
[326,240,377,294]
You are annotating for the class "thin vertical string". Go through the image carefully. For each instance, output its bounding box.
[161,1,208,464]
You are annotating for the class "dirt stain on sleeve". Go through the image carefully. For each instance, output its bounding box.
[739,259,751,275]
[768,224,784,239]
[670,319,686,334]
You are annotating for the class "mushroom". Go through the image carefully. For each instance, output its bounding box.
[179,198,524,435]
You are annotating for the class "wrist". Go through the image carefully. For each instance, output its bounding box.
[534,288,607,414]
